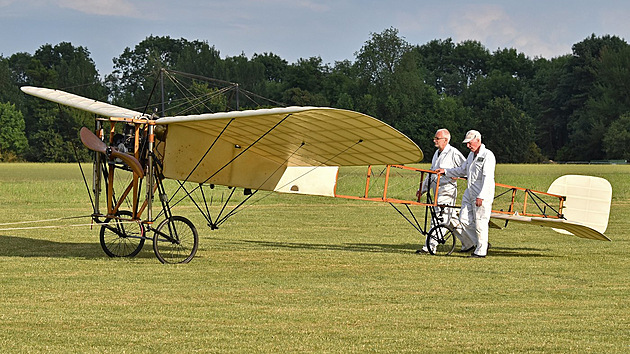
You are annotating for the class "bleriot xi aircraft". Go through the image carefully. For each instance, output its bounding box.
[20,85,611,263]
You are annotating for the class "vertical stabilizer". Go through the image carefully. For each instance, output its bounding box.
[547,175,612,234]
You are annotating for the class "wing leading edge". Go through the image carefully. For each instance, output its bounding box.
[21,86,143,119]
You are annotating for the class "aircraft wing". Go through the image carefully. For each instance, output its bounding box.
[490,213,611,241]
[20,86,423,194]
[155,108,423,191]
[21,86,143,119]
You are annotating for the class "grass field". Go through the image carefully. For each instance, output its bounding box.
[0,163,628,352]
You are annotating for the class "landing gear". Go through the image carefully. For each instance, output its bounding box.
[99,210,145,258]
[153,216,199,264]
[426,224,456,256]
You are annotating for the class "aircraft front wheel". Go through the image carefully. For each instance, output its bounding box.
[426,224,456,256]
[99,210,145,258]
[153,216,199,264]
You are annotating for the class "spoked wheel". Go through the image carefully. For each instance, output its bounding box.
[153,216,199,264]
[426,224,456,256]
[99,210,145,258]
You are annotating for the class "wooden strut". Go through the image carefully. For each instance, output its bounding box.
[336,164,440,207]
[85,118,156,224]
[335,164,565,219]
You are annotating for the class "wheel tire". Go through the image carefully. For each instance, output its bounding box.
[153,216,198,264]
[99,210,145,258]
[426,224,456,256]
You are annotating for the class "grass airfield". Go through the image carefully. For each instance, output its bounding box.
[0,163,628,352]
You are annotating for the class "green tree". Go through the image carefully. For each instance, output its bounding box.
[478,97,533,163]
[413,39,491,96]
[0,102,28,160]
[413,38,453,94]
[324,60,360,110]
[223,53,266,92]
[603,113,630,160]
[355,27,411,90]
[461,71,522,110]
[107,36,193,110]
[354,27,415,137]
[8,42,103,162]
[251,52,289,102]
[526,56,572,160]
[0,57,24,110]
[581,45,630,160]
[282,87,327,106]
[489,48,535,79]
[562,34,628,160]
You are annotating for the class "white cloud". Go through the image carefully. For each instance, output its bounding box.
[445,4,571,58]
[243,0,330,12]
[56,0,139,17]
[449,5,513,45]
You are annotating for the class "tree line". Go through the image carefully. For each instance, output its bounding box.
[1,28,630,163]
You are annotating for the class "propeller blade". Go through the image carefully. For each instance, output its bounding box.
[80,127,107,154]
[79,127,145,178]
[109,150,145,178]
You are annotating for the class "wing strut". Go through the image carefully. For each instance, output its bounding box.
[164,139,306,228]
[167,112,293,209]
[165,118,236,205]
[389,203,424,233]
[160,113,294,229]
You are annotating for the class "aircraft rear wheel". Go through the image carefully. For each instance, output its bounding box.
[153,216,198,264]
[99,210,145,258]
[426,224,456,256]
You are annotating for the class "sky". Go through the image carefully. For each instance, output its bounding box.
[1,0,629,76]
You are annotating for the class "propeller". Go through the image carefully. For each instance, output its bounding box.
[80,127,145,178]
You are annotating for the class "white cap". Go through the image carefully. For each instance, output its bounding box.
[462,130,481,143]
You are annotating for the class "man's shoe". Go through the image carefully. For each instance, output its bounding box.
[468,253,486,258]
[415,249,431,255]
[458,246,475,253]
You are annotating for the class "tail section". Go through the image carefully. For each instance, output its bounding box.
[547,175,612,235]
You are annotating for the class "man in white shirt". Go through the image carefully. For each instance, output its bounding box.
[435,130,496,258]
[416,128,466,254]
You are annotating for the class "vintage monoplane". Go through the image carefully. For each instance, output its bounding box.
[20,85,612,263]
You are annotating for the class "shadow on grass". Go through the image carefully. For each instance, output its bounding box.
[239,239,420,254]
[230,239,555,258]
[0,235,156,260]
[485,246,555,258]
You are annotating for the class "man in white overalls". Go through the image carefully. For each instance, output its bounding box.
[416,129,466,254]
[436,130,496,258]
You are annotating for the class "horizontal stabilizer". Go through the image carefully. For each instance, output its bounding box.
[490,213,610,241]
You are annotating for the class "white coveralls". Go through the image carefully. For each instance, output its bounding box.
[420,144,466,252]
[444,144,496,256]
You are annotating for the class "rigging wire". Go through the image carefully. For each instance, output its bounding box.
[218,139,367,223]
[0,217,138,232]
[163,70,233,115]
[71,140,96,211]
[0,215,94,227]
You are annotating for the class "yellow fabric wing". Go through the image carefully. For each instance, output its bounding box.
[156,107,422,190]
